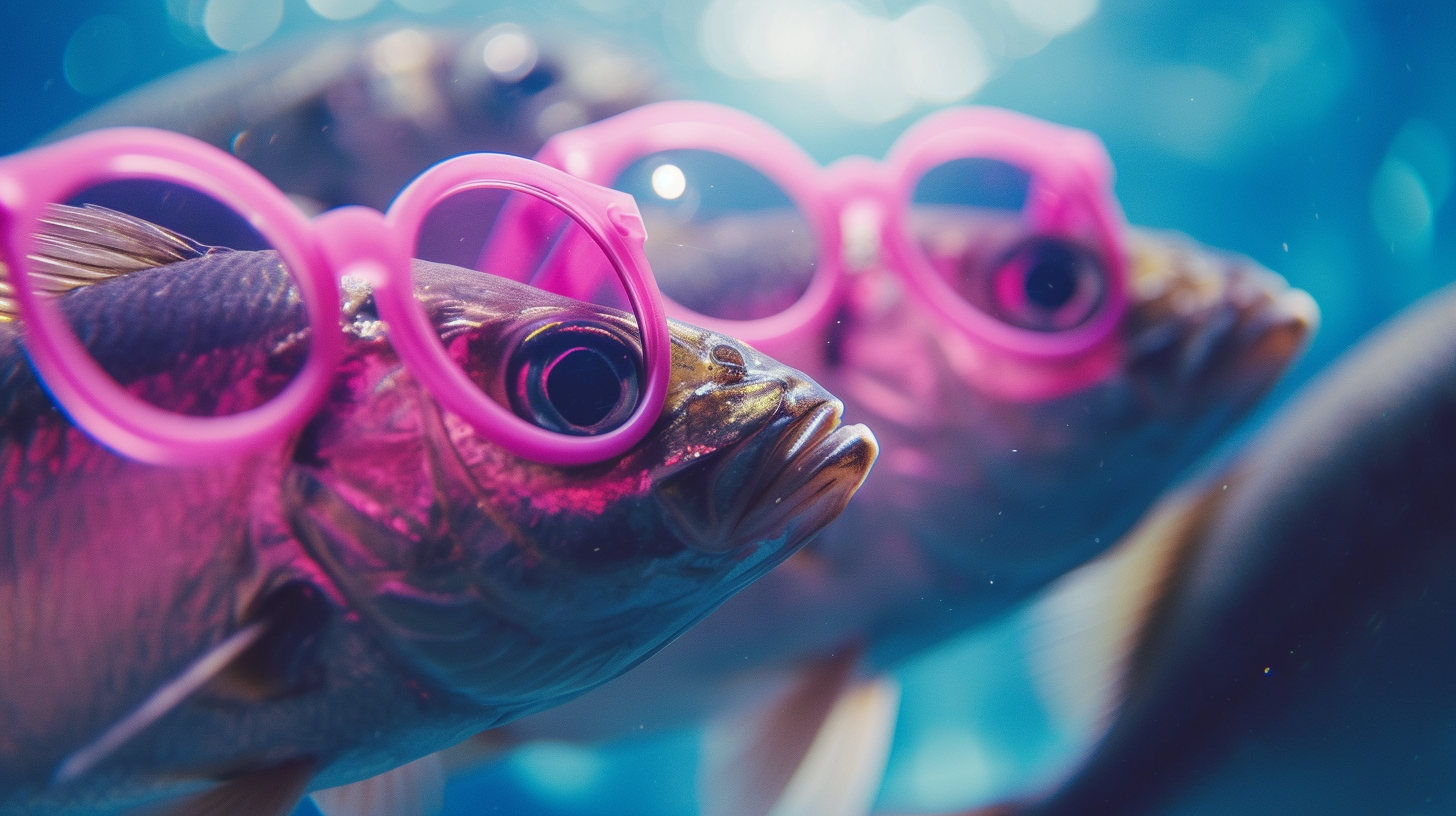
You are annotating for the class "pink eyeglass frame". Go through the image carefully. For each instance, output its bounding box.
[534,100,1128,368]
[0,127,670,467]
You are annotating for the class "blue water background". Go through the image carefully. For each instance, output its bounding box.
[2,1,1451,813]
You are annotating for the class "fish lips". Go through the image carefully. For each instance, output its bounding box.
[1123,237,1320,411]
[655,397,878,555]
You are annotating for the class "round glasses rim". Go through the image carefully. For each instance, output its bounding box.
[0,130,344,466]
[881,122,1129,359]
[539,100,1129,360]
[382,156,672,466]
[539,108,847,350]
[0,129,670,468]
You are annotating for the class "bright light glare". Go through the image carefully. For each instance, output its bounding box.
[651,164,688,200]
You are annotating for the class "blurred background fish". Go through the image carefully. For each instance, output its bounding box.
[0,204,875,815]
[2,1,1452,814]
[462,219,1314,816]
[975,275,1456,816]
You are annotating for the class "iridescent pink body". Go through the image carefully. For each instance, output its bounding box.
[0,214,875,813]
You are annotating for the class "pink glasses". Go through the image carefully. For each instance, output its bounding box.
[527,100,1127,397]
[0,127,669,467]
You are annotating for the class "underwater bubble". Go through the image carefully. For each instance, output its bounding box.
[63,15,134,97]
[203,0,283,52]
[306,0,382,21]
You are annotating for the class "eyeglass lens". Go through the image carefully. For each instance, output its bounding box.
[610,149,818,322]
[413,186,643,438]
[29,179,310,417]
[909,157,1108,333]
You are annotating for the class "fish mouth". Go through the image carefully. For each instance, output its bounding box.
[1122,228,1319,408]
[657,398,878,555]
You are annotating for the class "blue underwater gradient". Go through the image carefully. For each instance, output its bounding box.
[4,1,1455,814]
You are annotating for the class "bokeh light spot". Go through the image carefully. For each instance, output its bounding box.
[651,164,688,200]
[895,4,991,104]
[392,0,458,12]
[698,0,999,123]
[510,742,606,804]
[1390,119,1452,210]
[1371,156,1433,254]
[63,15,135,96]
[203,0,283,51]
[1006,0,1101,38]
[482,25,539,81]
[905,729,1007,811]
[306,0,382,21]
[537,101,589,139]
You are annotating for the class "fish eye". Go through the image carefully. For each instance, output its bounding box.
[986,236,1107,332]
[508,321,641,436]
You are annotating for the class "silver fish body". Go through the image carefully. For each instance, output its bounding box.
[0,242,875,813]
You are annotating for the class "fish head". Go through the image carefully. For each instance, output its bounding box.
[285,260,876,714]
[819,227,1316,614]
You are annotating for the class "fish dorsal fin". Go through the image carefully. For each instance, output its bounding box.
[311,753,446,816]
[698,646,863,816]
[764,675,902,816]
[0,203,209,321]
[142,757,317,816]
[1022,477,1232,770]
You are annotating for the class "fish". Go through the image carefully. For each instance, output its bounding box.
[0,204,876,816]
[960,280,1456,816]
[388,227,1316,816]
[55,33,1317,813]
[49,22,666,213]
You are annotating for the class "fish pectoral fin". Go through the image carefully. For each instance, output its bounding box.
[698,646,874,816]
[1022,477,1231,754]
[311,753,446,816]
[204,581,333,703]
[53,620,272,784]
[762,675,902,816]
[54,583,330,784]
[140,757,317,816]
